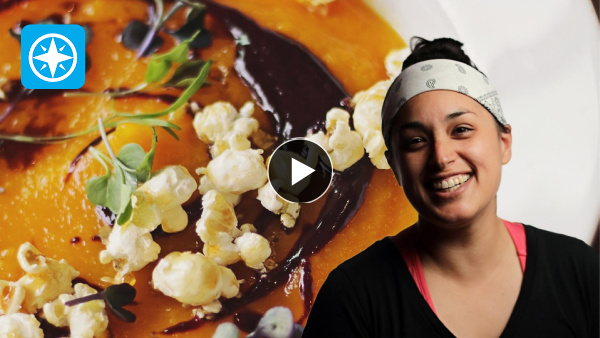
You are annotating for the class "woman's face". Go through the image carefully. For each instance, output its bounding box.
[388,90,512,227]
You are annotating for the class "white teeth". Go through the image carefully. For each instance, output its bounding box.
[432,174,471,191]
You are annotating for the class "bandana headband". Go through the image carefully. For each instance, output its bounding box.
[381,59,507,149]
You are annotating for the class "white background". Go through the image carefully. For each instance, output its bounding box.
[366,0,599,243]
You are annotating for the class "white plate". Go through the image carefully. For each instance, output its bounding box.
[367,0,599,243]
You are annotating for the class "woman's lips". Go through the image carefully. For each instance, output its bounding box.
[430,173,472,192]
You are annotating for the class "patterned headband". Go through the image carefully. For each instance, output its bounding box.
[381,59,507,150]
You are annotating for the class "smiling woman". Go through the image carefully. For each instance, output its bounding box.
[303,37,599,338]
[389,90,511,228]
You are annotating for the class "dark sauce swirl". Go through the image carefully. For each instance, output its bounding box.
[163,1,374,334]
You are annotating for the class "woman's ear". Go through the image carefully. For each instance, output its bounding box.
[500,124,512,165]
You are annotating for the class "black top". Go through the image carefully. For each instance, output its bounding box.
[303,225,599,337]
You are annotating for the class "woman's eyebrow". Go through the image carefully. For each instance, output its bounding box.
[445,110,475,121]
[398,111,475,130]
[398,121,426,131]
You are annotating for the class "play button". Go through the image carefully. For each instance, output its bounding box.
[291,158,315,186]
[268,138,333,203]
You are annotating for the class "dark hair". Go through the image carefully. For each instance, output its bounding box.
[402,37,479,71]
[401,37,508,133]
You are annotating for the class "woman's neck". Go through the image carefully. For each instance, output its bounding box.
[416,203,513,281]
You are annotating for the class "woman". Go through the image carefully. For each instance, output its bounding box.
[302,38,599,337]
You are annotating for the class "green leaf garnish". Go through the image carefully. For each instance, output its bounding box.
[165,60,207,88]
[84,154,112,207]
[119,59,212,120]
[109,165,134,215]
[103,283,137,308]
[145,36,192,83]
[116,199,134,226]
[66,31,203,99]
[117,128,157,183]
[85,119,132,218]
[85,119,158,224]
[65,283,137,323]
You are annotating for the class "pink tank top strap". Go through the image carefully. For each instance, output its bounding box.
[503,219,527,273]
[398,227,437,314]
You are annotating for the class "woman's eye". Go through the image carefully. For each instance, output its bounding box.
[453,126,473,135]
[404,137,426,149]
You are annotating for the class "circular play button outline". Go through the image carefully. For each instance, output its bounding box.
[267,138,333,203]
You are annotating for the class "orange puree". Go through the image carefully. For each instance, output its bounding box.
[0,0,416,336]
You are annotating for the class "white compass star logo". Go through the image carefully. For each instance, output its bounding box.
[33,37,73,78]
[28,33,78,82]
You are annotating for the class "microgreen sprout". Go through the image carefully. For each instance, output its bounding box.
[85,118,157,225]
[65,283,137,323]
[120,0,210,58]
[64,31,205,99]
[0,60,211,144]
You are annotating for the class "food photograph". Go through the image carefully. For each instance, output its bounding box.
[0,0,598,337]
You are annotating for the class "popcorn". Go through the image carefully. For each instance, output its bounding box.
[384,48,410,79]
[98,165,196,279]
[195,191,270,271]
[194,101,268,203]
[196,190,239,246]
[203,242,241,266]
[42,283,109,338]
[128,190,162,231]
[192,101,259,158]
[0,243,80,314]
[239,223,257,234]
[195,190,246,267]
[135,165,197,233]
[0,281,25,316]
[325,108,364,171]
[305,131,330,152]
[0,313,43,338]
[197,175,241,206]
[202,148,267,195]
[194,300,222,319]
[152,251,239,306]
[235,232,272,271]
[352,79,393,169]
[257,184,301,229]
[305,108,364,172]
[99,223,160,276]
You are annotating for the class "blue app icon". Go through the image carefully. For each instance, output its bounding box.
[21,24,86,89]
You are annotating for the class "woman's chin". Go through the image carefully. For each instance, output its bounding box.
[417,203,481,229]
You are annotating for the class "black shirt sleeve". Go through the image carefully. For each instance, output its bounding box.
[302,267,371,337]
[579,240,599,337]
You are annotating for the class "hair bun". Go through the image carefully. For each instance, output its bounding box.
[403,37,478,71]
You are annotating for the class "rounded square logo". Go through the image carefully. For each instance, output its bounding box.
[21,24,86,89]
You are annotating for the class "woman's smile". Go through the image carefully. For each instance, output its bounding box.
[430,173,471,191]
[428,173,472,200]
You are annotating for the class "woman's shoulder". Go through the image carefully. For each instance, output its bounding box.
[524,224,599,269]
[335,237,403,278]
[525,224,597,253]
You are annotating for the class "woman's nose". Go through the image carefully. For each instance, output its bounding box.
[430,137,455,169]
